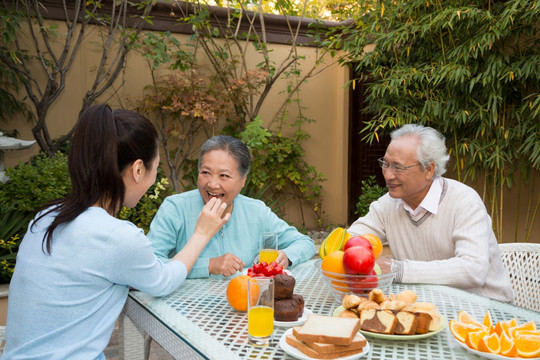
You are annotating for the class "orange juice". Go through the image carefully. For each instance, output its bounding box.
[259,249,278,263]
[248,306,274,337]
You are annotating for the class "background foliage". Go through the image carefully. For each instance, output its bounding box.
[355,175,387,217]
[338,0,540,241]
[130,2,330,227]
[0,152,70,282]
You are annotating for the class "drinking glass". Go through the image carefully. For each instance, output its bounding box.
[247,277,274,346]
[259,232,278,263]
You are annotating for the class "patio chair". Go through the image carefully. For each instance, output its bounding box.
[498,242,540,312]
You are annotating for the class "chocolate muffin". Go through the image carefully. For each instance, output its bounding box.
[274,273,295,299]
[274,299,299,321]
[292,294,304,317]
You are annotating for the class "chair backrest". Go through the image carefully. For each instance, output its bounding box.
[498,243,540,312]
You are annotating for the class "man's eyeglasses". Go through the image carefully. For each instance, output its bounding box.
[378,158,421,174]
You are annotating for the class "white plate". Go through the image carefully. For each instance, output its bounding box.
[333,306,448,340]
[454,337,540,360]
[275,308,313,327]
[279,328,370,360]
[241,268,292,276]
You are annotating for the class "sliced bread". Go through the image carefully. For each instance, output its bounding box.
[359,309,397,334]
[413,312,433,334]
[303,332,367,354]
[392,310,418,335]
[285,334,366,360]
[292,314,361,345]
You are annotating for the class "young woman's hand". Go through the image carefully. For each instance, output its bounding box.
[194,197,230,240]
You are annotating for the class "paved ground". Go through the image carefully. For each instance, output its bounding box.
[104,322,173,360]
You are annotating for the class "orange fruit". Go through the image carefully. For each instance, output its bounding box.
[360,234,383,259]
[321,250,346,275]
[500,331,518,357]
[477,333,501,354]
[509,320,537,338]
[226,275,258,312]
[514,335,540,358]
[466,328,489,350]
[458,310,483,326]
[482,310,492,328]
[321,250,346,287]
[449,320,485,343]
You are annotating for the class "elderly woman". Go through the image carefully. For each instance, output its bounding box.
[148,135,316,278]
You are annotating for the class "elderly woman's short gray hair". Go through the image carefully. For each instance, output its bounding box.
[198,135,251,177]
[391,124,450,177]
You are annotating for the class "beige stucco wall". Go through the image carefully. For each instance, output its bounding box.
[3,21,350,228]
[3,20,539,242]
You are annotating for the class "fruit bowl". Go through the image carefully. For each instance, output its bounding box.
[314,259,396,303]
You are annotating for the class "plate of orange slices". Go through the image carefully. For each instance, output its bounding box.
[449,310,540,359]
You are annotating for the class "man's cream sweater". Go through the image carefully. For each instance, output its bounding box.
[348,178,514,303]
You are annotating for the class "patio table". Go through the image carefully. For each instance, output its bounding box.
[121,259,540,359]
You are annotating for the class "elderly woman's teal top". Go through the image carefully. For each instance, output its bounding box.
[148,190,316,278]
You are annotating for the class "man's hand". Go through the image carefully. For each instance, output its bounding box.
[209,253,245,277]
[376,257,392,274]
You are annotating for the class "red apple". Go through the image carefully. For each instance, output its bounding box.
[344,236,373,252]
[347,270,379,294]
[343,246,375,275]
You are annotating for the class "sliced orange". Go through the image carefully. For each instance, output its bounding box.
[494,318,519,336]
[449,320,486,343]
[514,335,540,358]
[482,310,492,328]
[465,328,489,350]
[458,310,482,326]
[509,320,537,339]
[514,330,540,337]
[477,333,501,354]
[500,331,518,357]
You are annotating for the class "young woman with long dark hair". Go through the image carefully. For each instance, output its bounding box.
[2,104,230,359]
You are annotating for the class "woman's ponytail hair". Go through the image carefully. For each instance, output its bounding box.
[38,104,158,254]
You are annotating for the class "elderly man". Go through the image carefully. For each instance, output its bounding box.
[348,124,514,302]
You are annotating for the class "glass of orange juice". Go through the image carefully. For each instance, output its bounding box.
[247,277,274,345]
[259,232,278,263]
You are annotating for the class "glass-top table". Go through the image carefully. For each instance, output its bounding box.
[121,259,540,359]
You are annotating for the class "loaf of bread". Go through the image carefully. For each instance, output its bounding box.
[292,314,361,345]
[342,294,362,310]
[357,300,380,310]
[339,309,359,319]
[359,309,397,334]
[396,289,418,304]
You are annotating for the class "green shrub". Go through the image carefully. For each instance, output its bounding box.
[0,152,70,282]
[117,167,174,234]
[355,176,387,217]
[0,152,70,215]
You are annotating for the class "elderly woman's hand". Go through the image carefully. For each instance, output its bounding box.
[209,253,245,277]
[275,250,289,269]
